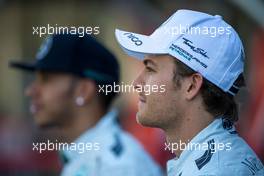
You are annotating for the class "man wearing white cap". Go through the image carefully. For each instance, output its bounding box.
[115,9,264,175]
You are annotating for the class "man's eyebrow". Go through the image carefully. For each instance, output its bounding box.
[143,59,158,68]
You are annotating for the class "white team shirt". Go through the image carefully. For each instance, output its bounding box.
[60,109,163,176]
[167,117,264,176]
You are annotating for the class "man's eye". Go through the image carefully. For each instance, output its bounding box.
[38,75,50,83]
[145,66,155,72]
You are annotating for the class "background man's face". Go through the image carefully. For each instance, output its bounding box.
[133,54,185,130]
[25,71,76,128]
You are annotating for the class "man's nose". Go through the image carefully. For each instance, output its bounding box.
[25,82,37,97]
[132,72,144,91]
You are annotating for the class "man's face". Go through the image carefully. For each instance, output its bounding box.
[25,71,76,128]
[133,54,185,130]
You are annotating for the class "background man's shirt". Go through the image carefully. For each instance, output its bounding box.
[60,110,163,176]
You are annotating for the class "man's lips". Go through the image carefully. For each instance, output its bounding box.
[139,94,146,103]
[29,102,42,114]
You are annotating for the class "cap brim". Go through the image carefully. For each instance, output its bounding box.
[9,61,36,72]
[115,29,166,60]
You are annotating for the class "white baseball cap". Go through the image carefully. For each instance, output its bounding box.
[115,9,244,95]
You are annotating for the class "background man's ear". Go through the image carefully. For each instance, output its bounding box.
[74,79,97,104]
[185,73,203,100]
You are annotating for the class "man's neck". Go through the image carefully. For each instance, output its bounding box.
[165,109,214,157]
[59,106,106,144]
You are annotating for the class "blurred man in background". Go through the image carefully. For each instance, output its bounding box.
[10,34,162,176]
[115,9,264,175]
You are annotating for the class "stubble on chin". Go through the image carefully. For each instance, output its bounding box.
[135,112,163,128]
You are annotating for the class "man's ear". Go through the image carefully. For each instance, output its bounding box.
[75,79,97,105]
[184,73,203,100]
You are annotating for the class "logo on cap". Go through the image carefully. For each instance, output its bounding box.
[36,36,53,60]
[169,44,208,68]
[182,37,209,59]
[123,33,142,46]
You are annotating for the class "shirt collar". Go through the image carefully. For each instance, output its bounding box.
[167,116,235,172]
[60,109,118,164]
